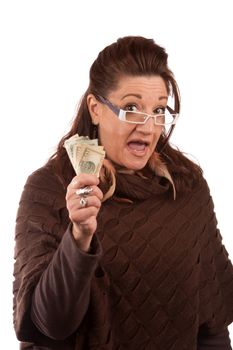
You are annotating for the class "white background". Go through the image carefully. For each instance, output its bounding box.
[1,0,233,347]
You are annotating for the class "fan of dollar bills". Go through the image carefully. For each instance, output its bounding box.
[64,134,105,177]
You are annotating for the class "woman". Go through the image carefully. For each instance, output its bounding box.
[13,36,233,349]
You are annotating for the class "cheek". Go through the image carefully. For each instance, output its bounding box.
[98,124,119,153]
[149,129,162,153]
[99,120,133,147]
[155,126,163,141]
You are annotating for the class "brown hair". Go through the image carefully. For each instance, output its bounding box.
[48,36,202,196]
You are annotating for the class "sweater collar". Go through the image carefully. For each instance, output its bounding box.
[115,163,176,201]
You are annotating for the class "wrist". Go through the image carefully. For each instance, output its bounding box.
[72,224,93,252]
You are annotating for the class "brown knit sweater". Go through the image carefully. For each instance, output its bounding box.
[13,165,233,349]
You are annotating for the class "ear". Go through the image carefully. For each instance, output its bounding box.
[87,94,102,125]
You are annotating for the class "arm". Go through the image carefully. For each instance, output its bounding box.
[13,167,102,342]
[31,226,101,340]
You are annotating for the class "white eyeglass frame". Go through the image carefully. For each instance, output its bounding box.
[97,95,179,126]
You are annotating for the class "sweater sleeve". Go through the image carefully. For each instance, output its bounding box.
[13,166,102,342]
[31,226,101,340]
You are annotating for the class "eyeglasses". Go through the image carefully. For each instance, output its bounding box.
[97,95,179,127]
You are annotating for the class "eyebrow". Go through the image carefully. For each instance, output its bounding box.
[121,93,168,101]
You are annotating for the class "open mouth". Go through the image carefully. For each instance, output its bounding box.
[127,140,149,152]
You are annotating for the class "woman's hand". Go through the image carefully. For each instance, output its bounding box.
[66,174,103,251]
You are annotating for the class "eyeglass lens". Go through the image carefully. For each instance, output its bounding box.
[125,112,174,125]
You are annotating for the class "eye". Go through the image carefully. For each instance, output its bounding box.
[154,106,166,114]
[124,104,138,112]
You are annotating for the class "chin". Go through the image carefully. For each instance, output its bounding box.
[124,160,148,171]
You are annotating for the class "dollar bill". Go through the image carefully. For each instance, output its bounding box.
[64,134,105,177]
[75,146,105,177]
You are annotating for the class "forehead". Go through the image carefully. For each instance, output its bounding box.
[109,75,168,100]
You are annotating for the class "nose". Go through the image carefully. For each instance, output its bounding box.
[135,116,156,134]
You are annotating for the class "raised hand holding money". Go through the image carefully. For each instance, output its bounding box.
[64,134,105,251]
[64,134,105,177]
[66,173,103,251]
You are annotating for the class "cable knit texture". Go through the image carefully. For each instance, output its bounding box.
[13,165,233,349]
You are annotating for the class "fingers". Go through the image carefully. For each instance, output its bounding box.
[66,174,103,202]
[68,173,99,190]
[66,174,103,236]
[69,202,100,224]
[68,194,101,213]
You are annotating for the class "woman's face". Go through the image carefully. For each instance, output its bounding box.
[88,75,168,171]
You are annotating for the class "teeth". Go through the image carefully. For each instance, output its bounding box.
[131,141,148,145]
